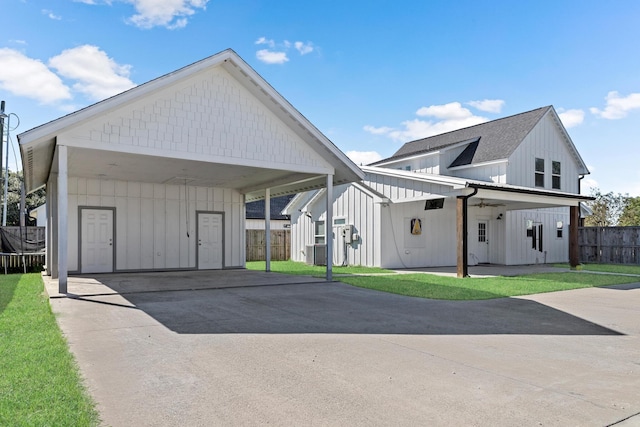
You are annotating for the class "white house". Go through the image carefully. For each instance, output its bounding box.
[285,106,592,276]
[18,49,363,293]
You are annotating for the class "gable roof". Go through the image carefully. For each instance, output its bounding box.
[370,106,589,174]
[18,49,364,197]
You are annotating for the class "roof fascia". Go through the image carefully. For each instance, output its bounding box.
[545,108,590,175]
[447,158,508,171]
[362,165,469,189]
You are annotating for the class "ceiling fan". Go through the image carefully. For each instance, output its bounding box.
[470,198,505,208]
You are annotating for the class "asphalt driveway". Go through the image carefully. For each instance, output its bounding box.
[46,271,640,426]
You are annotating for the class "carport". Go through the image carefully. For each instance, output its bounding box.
[18,49,363,293]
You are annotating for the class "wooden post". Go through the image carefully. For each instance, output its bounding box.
[456,196,468,278]
[569,205,580,269]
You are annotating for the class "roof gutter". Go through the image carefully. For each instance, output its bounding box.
[466,182,595,201]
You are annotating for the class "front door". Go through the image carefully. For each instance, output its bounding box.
[476,220,489,263]
[81,208,114,273]
[198,213,223,269]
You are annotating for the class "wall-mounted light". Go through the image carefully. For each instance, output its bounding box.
[496,213,503,220]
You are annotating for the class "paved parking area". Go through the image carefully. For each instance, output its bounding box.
[45,270,640,426]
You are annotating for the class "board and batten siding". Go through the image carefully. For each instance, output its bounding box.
[65,177,244,272]
[63,65,333,174]
[380,200,457,268]
[507,113,580,193]
[505,207,570,265]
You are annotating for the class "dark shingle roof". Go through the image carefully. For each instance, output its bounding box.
[246,194,296,220]
[371,106,551,166]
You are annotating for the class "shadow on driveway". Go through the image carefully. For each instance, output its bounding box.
[74,280,623,336]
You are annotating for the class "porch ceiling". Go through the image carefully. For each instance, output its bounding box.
[49,146,328,201]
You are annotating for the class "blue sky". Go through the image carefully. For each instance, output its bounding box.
[2,0,640,196]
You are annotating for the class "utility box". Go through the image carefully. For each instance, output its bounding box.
[341,225,354,243]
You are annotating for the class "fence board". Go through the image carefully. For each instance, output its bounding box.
[578,227,640,265]
[246,230,291,261]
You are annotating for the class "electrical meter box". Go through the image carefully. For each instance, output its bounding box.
[341,225,354,243]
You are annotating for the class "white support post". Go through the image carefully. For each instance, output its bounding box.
[265,188,271,272]
[57,146,68,294]
[326,174,333,281]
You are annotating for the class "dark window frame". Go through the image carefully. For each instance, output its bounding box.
[535,158,545,187]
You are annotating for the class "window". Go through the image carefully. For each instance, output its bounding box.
[526,219,533,237]
[478,222,487,243]
[535,158,545,187]
[333,218,346,226]
[552,161,561,189]
[405,166,411,171]
[556,221,563,238]
[314,221,325,244]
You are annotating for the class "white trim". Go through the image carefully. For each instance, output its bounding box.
[447,158,508,171]
[57,145,68,293]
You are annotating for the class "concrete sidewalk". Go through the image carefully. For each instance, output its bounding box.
[46,271,640,426]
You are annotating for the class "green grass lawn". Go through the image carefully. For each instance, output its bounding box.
[246,260,394,276]
[251,261,640,300]
[555,263,640,275]
[0,274,99,426]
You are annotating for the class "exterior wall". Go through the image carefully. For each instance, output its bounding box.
[380,199,457,268]
[64,66,333,174]
[505,207,570,265]
[507,113,580,193]
[447,163,507,184]
[364,172,453,202]
[65,177,244,272]
[289,185,381,267]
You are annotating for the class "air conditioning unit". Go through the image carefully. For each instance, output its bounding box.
[314,244,327,266]
[305,245,315,265]
[305,244,327,265]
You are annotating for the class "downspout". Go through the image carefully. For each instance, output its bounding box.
[457,186,478,278]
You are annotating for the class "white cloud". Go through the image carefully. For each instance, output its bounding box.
[362,125,394,135]
[346,150,382,166]
[48,45,135,101]
[581,177,599,195]
[255,37,275,48]
[81,0,209,29]
[42,9,62,20]
[558,109,584,128]
[255,38,316,64]
[256,49,289,65]
[367,101,488,142]
[0,48,71,104]
[467,99,504,113]
[294,41,313,55]
[590,91,640,119]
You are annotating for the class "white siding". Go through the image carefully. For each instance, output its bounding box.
[245,219,290,230]
[507,113,580,193]
[65,66,333,173]
[505,207,570,265]
[66,177,245,272]
[448,163,507,183]
[380,200,457,268]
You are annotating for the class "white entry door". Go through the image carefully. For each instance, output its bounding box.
[198,213,223,269]
[476,220,489,264]
[81,209,114,273]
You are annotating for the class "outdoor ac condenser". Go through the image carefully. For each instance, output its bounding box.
[314,244,327,266]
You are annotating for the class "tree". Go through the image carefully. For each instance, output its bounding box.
[619,196,640,226]
[583,188,629,227]
[1,170,46,226]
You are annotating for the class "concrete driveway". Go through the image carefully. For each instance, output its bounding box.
[45,270,640,426]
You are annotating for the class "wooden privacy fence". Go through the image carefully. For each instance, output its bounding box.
[578,226,640,265]
[246,230,290,261]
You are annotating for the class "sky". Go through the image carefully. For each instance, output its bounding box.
[1,0,640,196]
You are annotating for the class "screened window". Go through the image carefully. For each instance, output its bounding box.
[314,221,325,244]
[535,158,545,187]
[478,222,487,242]
[556,221,563,238]
[552,161,561,189]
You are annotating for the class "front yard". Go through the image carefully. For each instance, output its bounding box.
[247,261,640,300]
